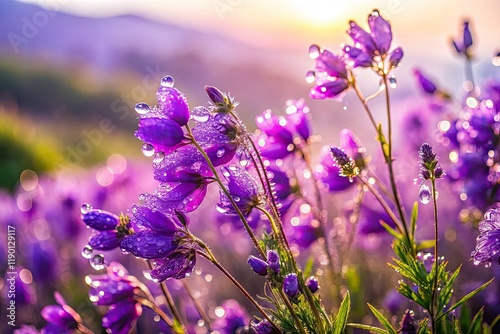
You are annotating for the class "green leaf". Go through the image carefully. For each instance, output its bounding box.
[303,257,314,278]
[347,323,390,334]
[333,291,351,334]
[367,304,397,334]
[380,220,404,240]
[437,278,494,321]
[417,318,429,334]
[416,239,435,251]
[376,124,390,162]
[459,303,471,333]
[410,201,418,241]
[466,308,484,334]
[438,265,461,314]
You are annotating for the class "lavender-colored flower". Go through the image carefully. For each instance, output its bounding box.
[211,299,249,334]
[471,203,500,267]
[267,166,293,201]
[150,248,196,281]
[267,250,281,274]
[285,99,312,141]
[250,319,278,334]
[309,49,350,99]
[255,110,295,159]
[330,146,359,179]
[388,47,404,68]
[156,84,190,126]
[413,69,438,95]
[248,255,269,276]
[317,146,355,192]
[40,292,81,334]
[452,21,473,56]
[120,229,178,259]
[419,143,444,180]
[358,203,397,234]
[82,209,132,251]
[102,299,142,334]
[283,273,299,298]
[399,310,416,334]
[87,262,142,333]
[340,129,365,167]
[218,166,263,216]
[205,85,238,115]
[306,276,319,293]
[417,252,436,272]
[135,116,187,153]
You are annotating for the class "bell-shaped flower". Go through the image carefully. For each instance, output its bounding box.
[218,167,263,216]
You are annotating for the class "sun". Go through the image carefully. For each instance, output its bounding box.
[291,0,351,26]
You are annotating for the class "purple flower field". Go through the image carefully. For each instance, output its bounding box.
[0,1,499,333]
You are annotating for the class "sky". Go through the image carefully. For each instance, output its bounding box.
[16,0,500,53]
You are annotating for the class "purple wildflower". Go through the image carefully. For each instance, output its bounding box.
[267,250,281,274]
[283,273,299,298]
[330,146,359,179]
[150,248,196,280]
[419,143,444,180]
[218,166,263,216]
[471,203,500,267]
[306,276,319,293]
[40,292,81,334]
[87,262,142,334]
[250,319,278,334]
[205,85,238,115]
[317,146,355,192]
[413,69,438,95]
[248,255,269,276]
[211,299,249,334]
[400,310,416,334]
[358,202,397,234]
[309,49,350,99]
[452,21,473,57]
[82,209,132,251]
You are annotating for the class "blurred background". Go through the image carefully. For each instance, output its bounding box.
[0,0,500,332]
[0,0,499,190]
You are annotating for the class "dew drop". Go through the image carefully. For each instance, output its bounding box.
[389,76,397,88]
[141,143,155,157]
[342,105,348,111]
[160,75,175,87]
[233,196,240,202]
[153,151,165,163]
[419,184,431,204]
[135,102,150,115]
[90,254,106,270]
[216,205,229,214]
[81,245,93,259]
[80,203,93,214]
[305,70,316,83]
[308,44,321,59]
[371,9,380,17]
[216,148,225,157]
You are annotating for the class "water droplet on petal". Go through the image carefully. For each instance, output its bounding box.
[371,9,380,17]
[81,203,93,214]
[233,196,240,202]
[308,44,321,59]
[419,184,431,204]
[81,245,93,259]
[135,102,150,115]
[160,75,175,87]
[216,205,229,214]
[305,70,316,83]
[389,76,397,88]
[141,143,155,157]
[216,148,225,157]
[90,254,106,270]
[153,151,165,163]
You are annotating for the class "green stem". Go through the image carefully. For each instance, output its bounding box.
[185,124,266,259]
[351,77,378,132]
[279,289,308,334]
[465,55,475,90]
[430,177,440,334]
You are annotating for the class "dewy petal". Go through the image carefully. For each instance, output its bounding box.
[102,300,141,334]
[131,205,180,234]
[151,250,196,281]
[258,135,293,159]
[342,45,363,59]
[88,278,135,305]
[388,47,404,68]
[82,209,119,231]
[135,117,185,151]
[310,79,349,100]
[247,255,268,276]
[286,99,311,141]
[368,10,392,55]
[205,142,238,167]
[267,166,292,200]
[413,69,437,94]
[314,49,348,78]
[353,53,373,68]
[120,230,178,259]
[463,21,473,49]
[89,231,122,250]
[347,20,377,56]
[156,86,190,126]
[41,305,77,330]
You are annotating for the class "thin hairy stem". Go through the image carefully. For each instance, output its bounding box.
[77,323,95,334]
[351,79,378,133]
[430,177,440,334]
[185,124,266,259]
[181,281,211,331]
[279,288,308,334]
[134,296,178,331]
[465,55,475,90]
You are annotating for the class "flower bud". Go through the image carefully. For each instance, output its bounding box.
[283,273,299,298]
[305,276,319,293]
[247,256,268,276]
